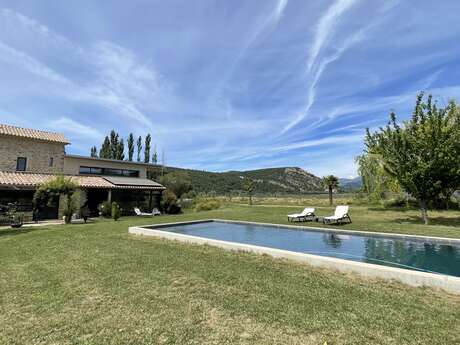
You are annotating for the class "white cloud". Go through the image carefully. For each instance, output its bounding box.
[47,117,102,139]
[306,0,357,74]
[273,0,289,22]
[0,41,69,84]
[281,28,366,134]
[279,0,360,135]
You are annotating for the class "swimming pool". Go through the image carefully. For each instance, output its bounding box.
[129,220,460,294]
[140,220,460,277]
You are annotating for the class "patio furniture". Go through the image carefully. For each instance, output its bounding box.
[323,205,352,225]
[287,207,315,222]
[134,207,161,216]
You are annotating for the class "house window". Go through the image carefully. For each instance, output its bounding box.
[49,157,54,167]
[79,166,139,177]
[16,157,27,171]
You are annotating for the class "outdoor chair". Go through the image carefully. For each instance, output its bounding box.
[134,207,161,216]
[287,207,315,222]
[323,205,351,225]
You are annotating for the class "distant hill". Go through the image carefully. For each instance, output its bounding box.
[150,166,323,195]
[339,177,362,191]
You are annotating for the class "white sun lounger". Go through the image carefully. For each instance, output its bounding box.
[134,207,161,216]
[287,207,315,222]
[323,205,351,224]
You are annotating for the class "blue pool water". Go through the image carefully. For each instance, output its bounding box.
[148,221,460,277]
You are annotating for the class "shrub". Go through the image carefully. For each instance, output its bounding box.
[98,201,112,218]
[194,198,221,212]
[111,202,121,221]
[161,191,181,214]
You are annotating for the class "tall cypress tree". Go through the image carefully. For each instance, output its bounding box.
[117,139,125,160]
[99,136,111,159]
[109,130,119,159]
[90,146,98,158]
[144,134,151,163]
[152,145,158,164]
[127,133,134,161]
[136,136,142,162]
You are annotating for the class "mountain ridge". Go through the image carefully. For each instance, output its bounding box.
[150,166,324,195]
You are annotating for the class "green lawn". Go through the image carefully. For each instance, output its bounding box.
[1,204,460,344]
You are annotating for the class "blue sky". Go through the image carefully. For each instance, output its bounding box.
[1,1,460,177]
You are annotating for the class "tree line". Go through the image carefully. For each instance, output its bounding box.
[90,130,159,164]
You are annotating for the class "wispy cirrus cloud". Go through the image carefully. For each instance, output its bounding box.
[273,0,289,22]
[0,41,69,84]
[47,117,102,139]
[1,1,460,178]
[280,0,361,134]
[306,0,357,74]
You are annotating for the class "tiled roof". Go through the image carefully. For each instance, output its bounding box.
[0,172,165,190]
[0,124,70,144]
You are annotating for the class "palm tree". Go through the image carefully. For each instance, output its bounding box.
[322,175,339,206]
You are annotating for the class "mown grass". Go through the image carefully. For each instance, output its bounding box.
[1,204,460,344]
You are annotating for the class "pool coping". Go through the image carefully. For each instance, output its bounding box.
[128,219,460,295]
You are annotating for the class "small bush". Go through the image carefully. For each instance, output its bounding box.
[111,202,121,221]
[98,201,112,217]
[194,198,221,212]
[161,191,181,214]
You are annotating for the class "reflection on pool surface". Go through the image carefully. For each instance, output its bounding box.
[147,221,460,277]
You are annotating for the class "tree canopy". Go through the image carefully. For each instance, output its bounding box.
[356,153,400,201]
[159,171,192,199]
[365,93,460,224]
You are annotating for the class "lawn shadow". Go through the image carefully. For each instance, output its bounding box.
[0,226,37,238]
[0,221,70,238]
[367,207,413,213]
[393,215,460,227]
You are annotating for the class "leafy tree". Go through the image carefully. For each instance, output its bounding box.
[127,133,135,161]
[159,172,192,199]
[33,176,79,224]
[90,146,98,158]
[144,134,151,163]
[243,178,256,205]
[322,175,339,206]
[99,136,111,159]
[109,130,119,159]
[136,136,142,162]
[117,138,125,160]
[160,190,181,214]
[365,93,460,224]
[356,153,400,201]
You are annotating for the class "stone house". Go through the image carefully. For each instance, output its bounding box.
[0,123,165,220]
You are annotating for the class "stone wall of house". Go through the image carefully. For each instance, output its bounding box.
[0,135,66,174]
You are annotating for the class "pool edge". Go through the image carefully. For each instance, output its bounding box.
[129,220,460,295]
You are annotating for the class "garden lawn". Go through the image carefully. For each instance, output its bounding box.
[1,204,460,344]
